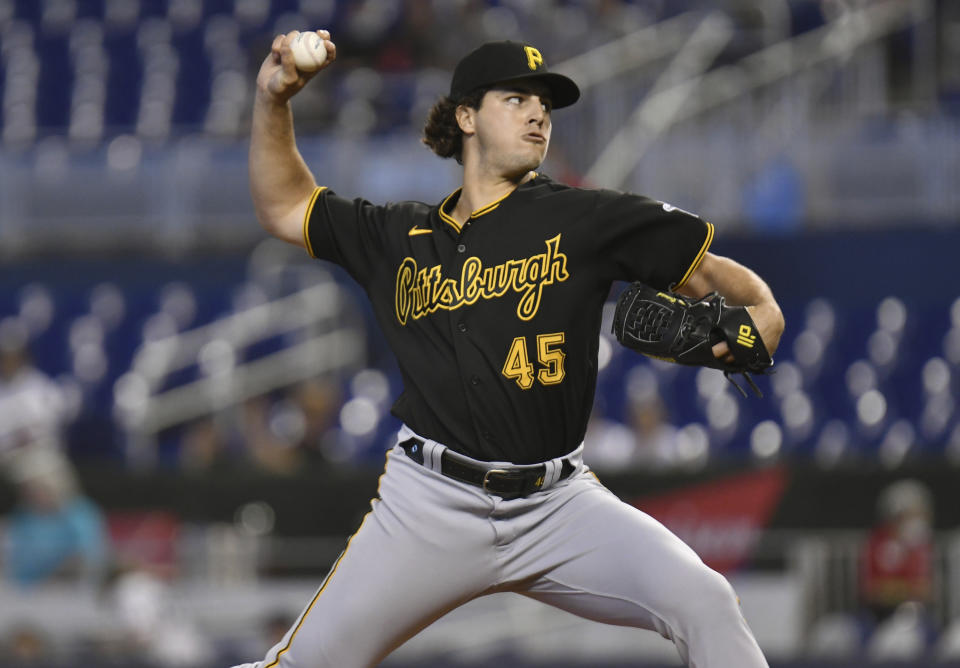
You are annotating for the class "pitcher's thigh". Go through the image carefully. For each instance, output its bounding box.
[519,479,741,632]
[516,479,769,666]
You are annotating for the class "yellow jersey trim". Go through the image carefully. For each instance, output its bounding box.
[437,175,536,233]
[673,221,714,290]
[470,188,513,217]
[302,186,327,258]
[264,450,390,668]
[438,189,462,233]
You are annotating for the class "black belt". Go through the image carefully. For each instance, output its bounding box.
[399,437,576,500]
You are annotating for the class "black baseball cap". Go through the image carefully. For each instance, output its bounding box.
[450,41,580,109]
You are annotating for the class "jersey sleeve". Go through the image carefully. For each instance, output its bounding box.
[302,186,389,286]
[593,190,714,290]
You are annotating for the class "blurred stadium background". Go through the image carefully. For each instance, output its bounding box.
[1,0,959,666]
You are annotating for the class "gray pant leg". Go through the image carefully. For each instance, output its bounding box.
[240,449,499,668]
[507,471,769,668]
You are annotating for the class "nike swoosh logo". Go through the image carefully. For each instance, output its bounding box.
[408,226,433,236]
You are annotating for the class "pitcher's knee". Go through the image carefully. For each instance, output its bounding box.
[683,566,743,624]
[641,563,738,635]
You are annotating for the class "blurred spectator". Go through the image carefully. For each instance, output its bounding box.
[586,366,681,471]
[108,564,215,667]
[0,319,72,468]
[859,479,935,625]
[179,416,230,473]
[178,379,342,473]
[291,378,344,464]
[178,398,293,474]
[242,395,301,475]
[627,392,680,467]
[866,600,936,661]
[1,447,109,589]
[584,394,679,471]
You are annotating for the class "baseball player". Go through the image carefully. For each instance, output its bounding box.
[238,31,784,668]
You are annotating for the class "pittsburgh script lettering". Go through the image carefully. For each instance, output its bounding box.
[395,234,569,324]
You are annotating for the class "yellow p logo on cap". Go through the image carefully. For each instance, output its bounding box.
[524,46,543,71]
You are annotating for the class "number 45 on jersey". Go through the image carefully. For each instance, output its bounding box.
[502,332,566,389]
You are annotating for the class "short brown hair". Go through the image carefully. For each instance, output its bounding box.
[421,87,489,164]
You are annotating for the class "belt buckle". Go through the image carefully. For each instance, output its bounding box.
[481,468,510,494]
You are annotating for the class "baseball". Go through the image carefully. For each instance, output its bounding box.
[290,31,327,72]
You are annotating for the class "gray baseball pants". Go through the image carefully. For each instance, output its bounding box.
[234,425,768,668]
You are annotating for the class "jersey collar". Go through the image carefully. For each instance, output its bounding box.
[437,172,540,234]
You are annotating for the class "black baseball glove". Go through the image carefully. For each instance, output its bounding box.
[611,282,773,397]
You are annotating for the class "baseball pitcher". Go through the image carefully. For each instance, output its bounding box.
[236,31,784,668]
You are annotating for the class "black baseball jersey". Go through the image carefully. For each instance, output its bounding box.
[304,174,713,464]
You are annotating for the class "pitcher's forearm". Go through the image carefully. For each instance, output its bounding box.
[249,29,336,246]
[249,91,317,245]
[678,253,785,355]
